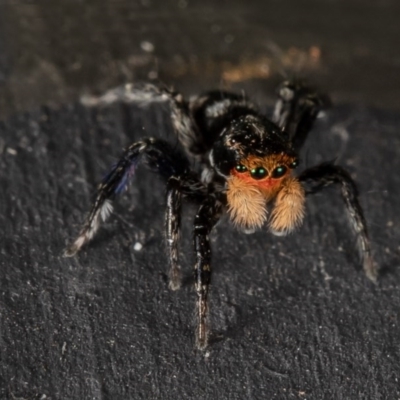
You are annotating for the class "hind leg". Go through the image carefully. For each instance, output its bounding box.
[81,82,207,156]
[272,80,328,151]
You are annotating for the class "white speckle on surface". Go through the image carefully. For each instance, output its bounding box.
[134,242,143,251]
[6,147,17,155]
[141,41,154,53]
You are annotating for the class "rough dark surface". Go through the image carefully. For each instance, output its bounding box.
[1,1,400,400]
[1,99,400,400]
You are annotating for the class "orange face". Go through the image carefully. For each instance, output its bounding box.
[226,154,300,231]
[230,154,297,197]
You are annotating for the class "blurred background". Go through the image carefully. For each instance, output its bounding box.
[1,0,400,117]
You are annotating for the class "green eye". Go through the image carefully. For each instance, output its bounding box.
[250,167,268,180]
[235,164,247,173]
[271,166,287,178]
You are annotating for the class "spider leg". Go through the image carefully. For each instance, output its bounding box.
[165,174,209,290]
[81,83,205,156]
[193,194,224,349]
[166,176,183,290]
[64,137,190,257]
[272,80,328,151]
[299,162,377,281]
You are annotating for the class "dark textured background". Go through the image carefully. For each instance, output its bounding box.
[0,1,399,399]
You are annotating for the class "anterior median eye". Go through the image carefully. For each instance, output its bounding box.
[250,167,267,180]
[235,164,247,173]
[271,165,287,178]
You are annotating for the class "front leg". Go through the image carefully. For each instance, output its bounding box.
[299,163,377,281]
[64,138,190,257]
[193,194,223,349]
[166,174,209,290]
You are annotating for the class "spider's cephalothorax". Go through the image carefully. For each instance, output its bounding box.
[210,114,305,234]
[65,80,377,349]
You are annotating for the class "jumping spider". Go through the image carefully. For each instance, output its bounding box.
[65,80,377,349]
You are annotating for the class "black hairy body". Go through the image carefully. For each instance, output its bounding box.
[65,81,377,349]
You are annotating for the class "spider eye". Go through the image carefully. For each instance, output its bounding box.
[271,166,287,178]
[235,164,247,173]
[250,167,268,180]
[289,159,299,169]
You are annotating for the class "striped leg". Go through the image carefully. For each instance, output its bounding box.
[165,176,183,290]
[193,194,223,349]
[272,80,327,151]
[64,138,189,257]
[81,83,204,156]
